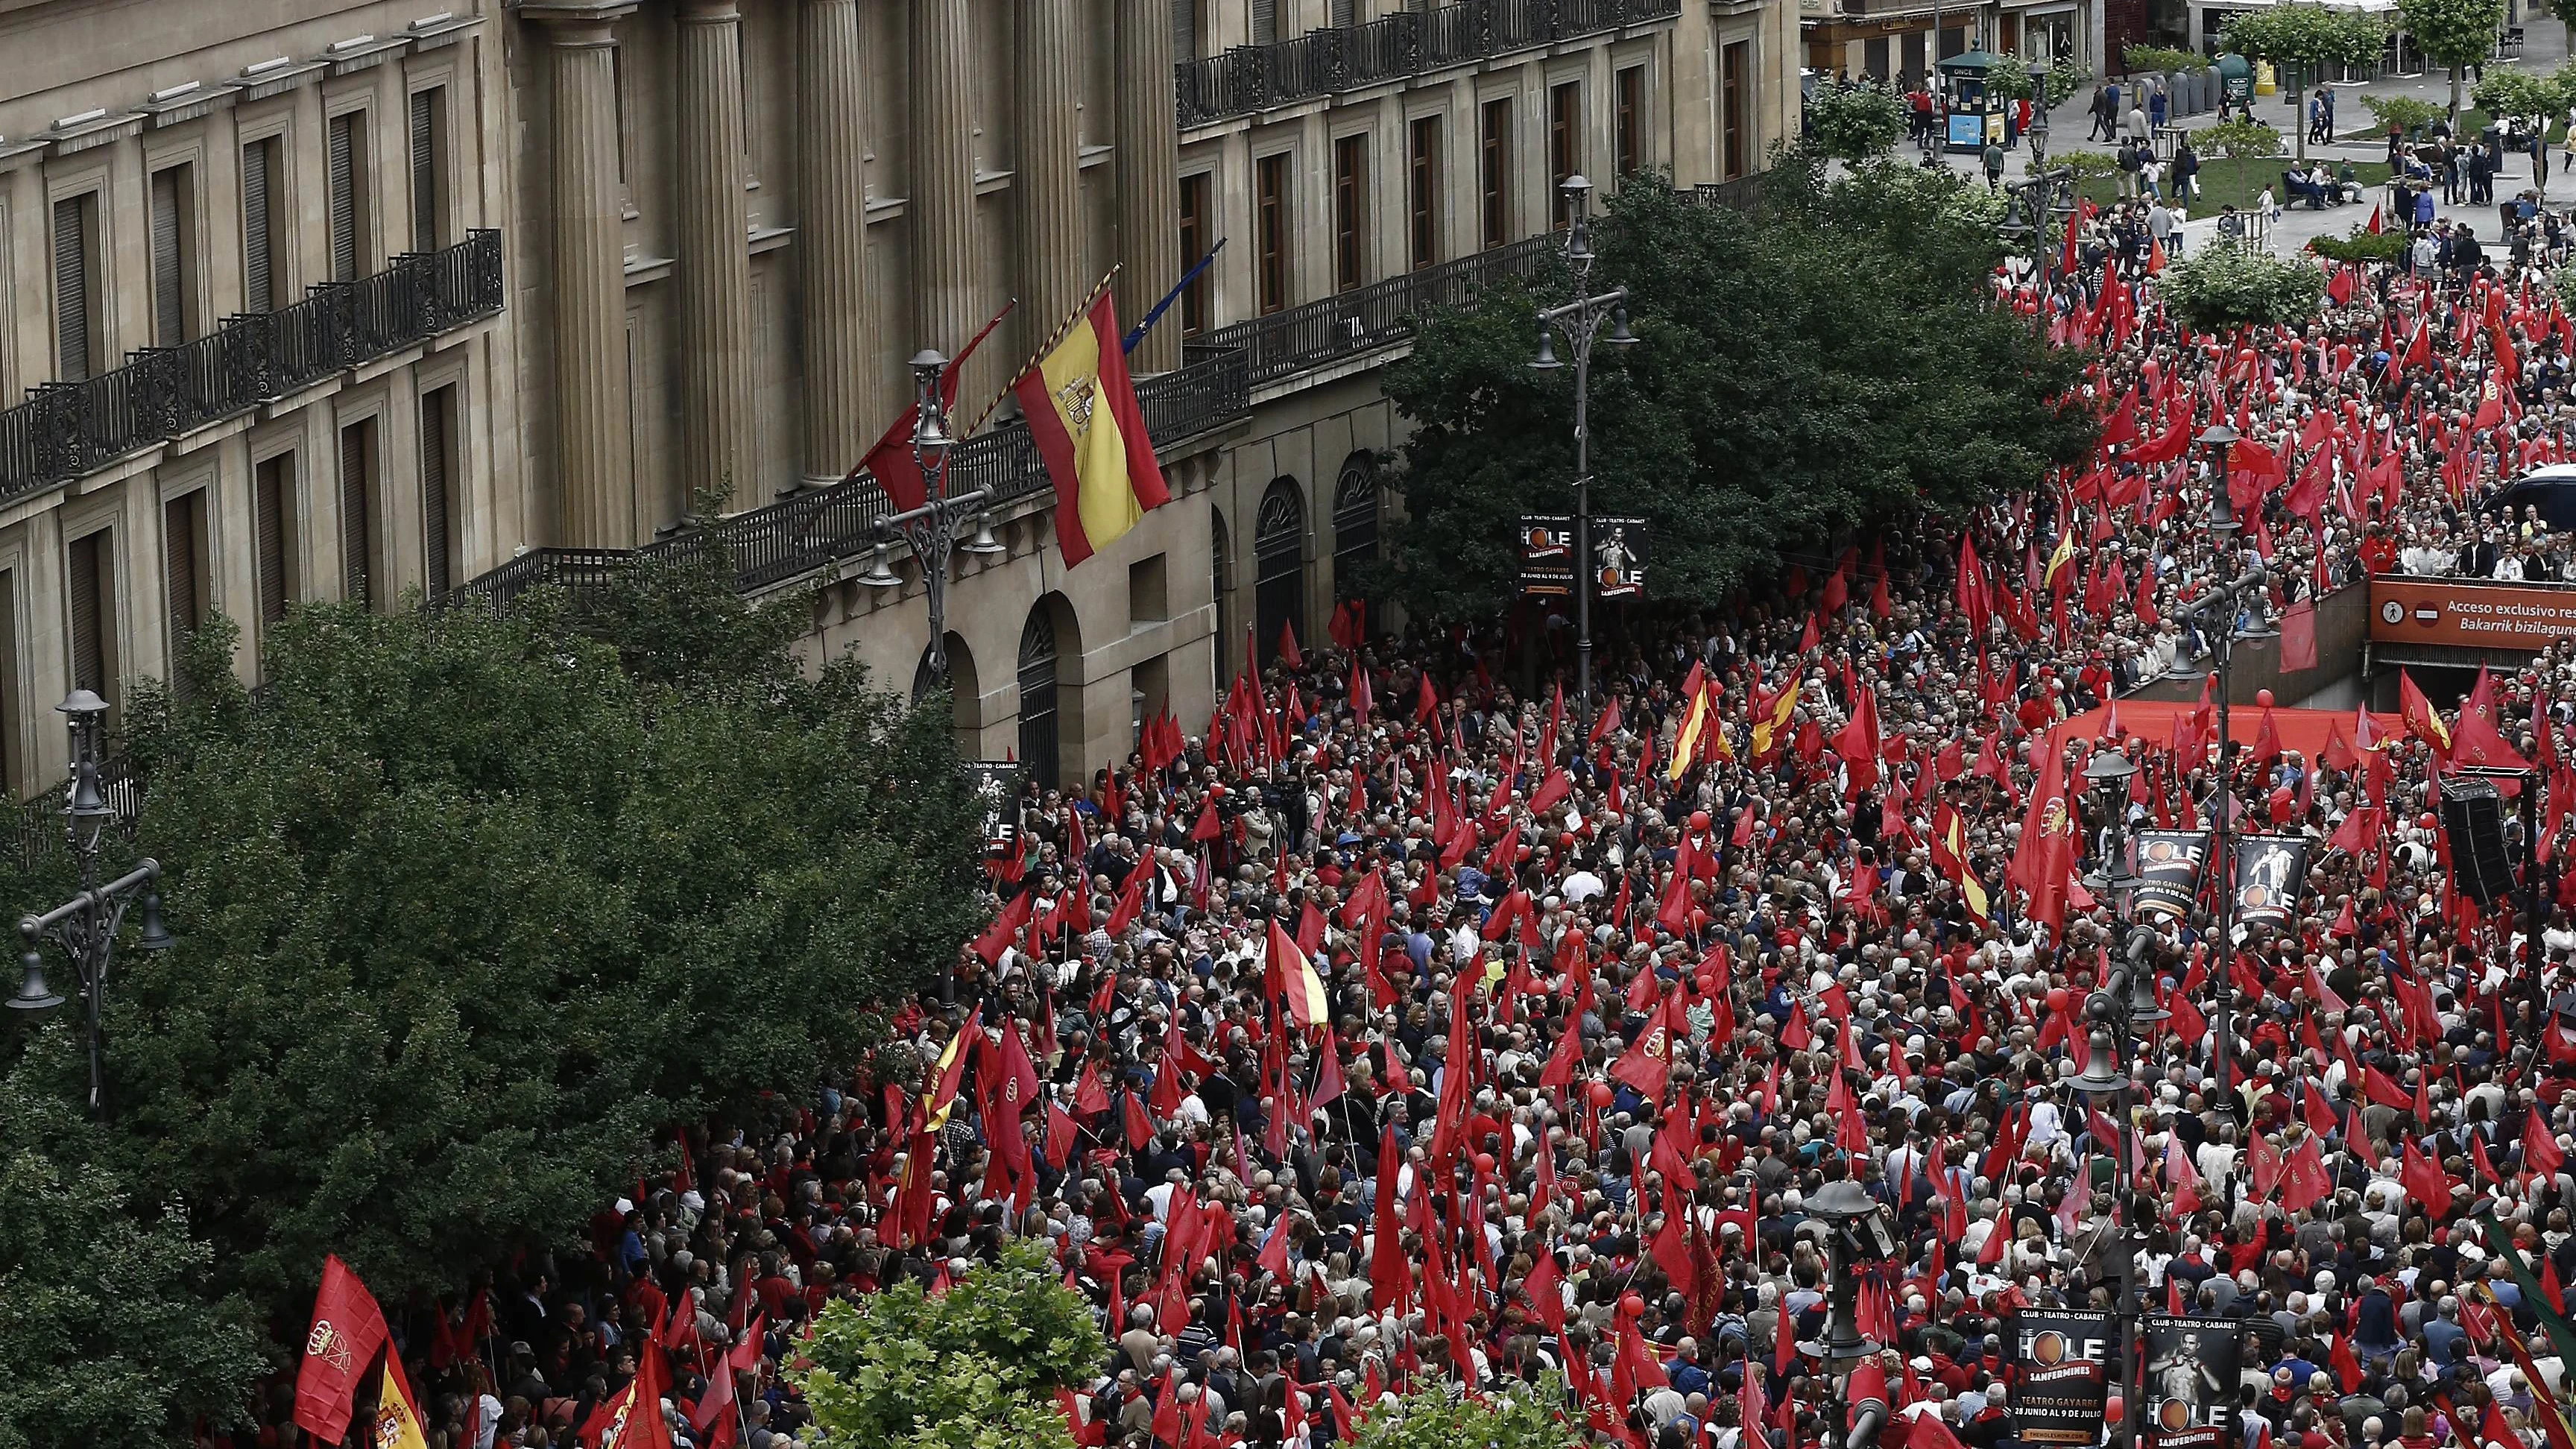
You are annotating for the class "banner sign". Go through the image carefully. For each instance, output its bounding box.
[1518,514,1647,600]
[2141,1316,2243,1449]
[2229,835,2307,932]
[2132,830,2212,921]
[961,762,1023,861]
[2008,1310,2115,1446]
[2370,576,2576,654]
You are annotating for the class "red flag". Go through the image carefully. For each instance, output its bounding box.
[860,301,1014,511]
[2280,600,2317,672]
[294,1255,395,1443]
[1278,620,1304,671]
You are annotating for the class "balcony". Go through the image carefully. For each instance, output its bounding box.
[455,347,1254,610]
[1176,0,1685,127]
[1199,234,1557,390]
[0,230,505,508]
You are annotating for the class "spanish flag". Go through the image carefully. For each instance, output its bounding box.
[1668,663,1710,783]
[1749,680,1800,760]
[1266,918,1330,1030]
[1016,287,1172,566]
[372,1361,431,1449]
[922,1010,985,1132]
[2044,529,2076,591]
[1930,802,1989,923]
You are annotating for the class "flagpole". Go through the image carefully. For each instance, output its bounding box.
[962,268,1123,440]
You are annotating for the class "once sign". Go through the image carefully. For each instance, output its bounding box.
[2369,576,2576,653]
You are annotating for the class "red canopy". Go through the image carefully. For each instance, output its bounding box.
[2055,700,2401,760]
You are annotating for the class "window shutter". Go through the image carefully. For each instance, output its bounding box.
[421,390,452,599]
[53,198,88,383]
[1253,0,1277,43]
[340,423,372,607]
[255,456,288,625]
[151,168,183,349]
[410,90,438,253]
[1170,0,1193,57]
[66,534,104,696]
[164,494,200,641]
[329,115,359,282]
[243,140,274,312]
[1333,0,1354,27]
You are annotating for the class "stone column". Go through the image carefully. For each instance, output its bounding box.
[798,0,871,486]
[1017,0,1087,336]
[525,3,637,547]
[1116,0,1182,374]
[676,0,757,511]
[911,0,978,368]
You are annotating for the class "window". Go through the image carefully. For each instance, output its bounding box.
[1171,0,1198,59]
[1254,478,1305,663]
[1480,98,1512,250]
[1252,0,1278,43]
[1333,455,1381,599]
[1178,173,1211,335]
[242,136,283,312]
[339,419,376,608]
[255,454,297,626]
[327,111,369,282]
[1332,134,1367,294]
[52,193,100,383]
[164,490,207,653]
[1332,0,1354,25]
[1723,42,1751,182]
[150,165,197,349]
[1129,553,1169,625]
[1017,607,1061,790]
[410,87,446,253]
[611,47,631,186]
[420,386,458,598]
[1408,116,1440,271]
[1616,66,1644,178]
[66,530,115,712]
[1549,80,1582,202]
[0,571,17,796]
[1255,153,1289,316]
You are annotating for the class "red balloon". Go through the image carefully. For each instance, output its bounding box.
[2046,985,2071,1014]
[1690,809,1712,833]
[1621,1292,1647,1316]
[1475,1152,1497,1175]
[1590,1081,1615,1108]
[2255,688,2276,707]
[2107,1399,2125,1425]
[2419,812,2439,830]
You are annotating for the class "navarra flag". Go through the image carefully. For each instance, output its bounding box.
[2399,669,2452,755]
[1266,916,1330,1030]
[372,1360,432,1449]
[1019,288,1171,566]
[294,1254,394,1443]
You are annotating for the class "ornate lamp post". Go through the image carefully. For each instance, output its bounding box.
[856,347,1007,685]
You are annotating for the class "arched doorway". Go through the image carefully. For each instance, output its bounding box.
[1212,505,1233,681]
[913,632,981,758]
[1254,476,1305,663]
[1331,452,1380,604]
[1017,595,1084,789]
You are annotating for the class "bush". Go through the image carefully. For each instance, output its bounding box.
[2363,94,2446,136]
[2046,57,2094,107]
[2125,44,2212,73]
[2053,148,2125,180]
[2308,226,2411,262]
[1808,80,1909,160]
[1354,1382,1581,1449]
[1986,54,2038,101]
[2194,117,2288,159]
[2159,245,2329,331]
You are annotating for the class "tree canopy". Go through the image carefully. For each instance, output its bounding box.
[795,1243,1103,1449]
[1806,81,1907,160]
[1369,154,2095,622]
[2158,244,2330,332]
[1352,1382,1580,1449]
[0,547,985,1335]
[2397,0,2511,114]
[2219,5,2387,155]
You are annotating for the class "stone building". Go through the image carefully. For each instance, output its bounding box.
[0,0,1799,798]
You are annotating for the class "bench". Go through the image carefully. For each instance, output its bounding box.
[2282,170,2338,209]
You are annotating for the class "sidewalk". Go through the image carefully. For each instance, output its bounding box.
[1933,23,2572,255]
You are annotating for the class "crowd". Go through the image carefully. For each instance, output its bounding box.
[259,179,2576,1449]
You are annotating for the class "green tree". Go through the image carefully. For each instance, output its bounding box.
[2219,5,2387,157]
[2397,0,2511,118]
[2362,93,2446,137]
[0,548,985,1325]
[796,1243,1103,1449]
[1354,1381,1580,1449]
[2192,117,2287,200]
[1807,81,1907,160]
[2158,244,2329,331]
[2472,64,2567,135]
[0,1065,264,1449]
[1371,158,2094,622]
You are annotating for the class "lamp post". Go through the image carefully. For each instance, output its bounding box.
[857,347,1008,686]
[6,691,174,1120]
[1998,167,2077,294]
[1530,174,1639,745]
[1809,1175,1898,1449]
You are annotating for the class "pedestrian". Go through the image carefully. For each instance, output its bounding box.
[2118,138,2141,198]
[2172,137,2201,201]
[1983,138,2005,189]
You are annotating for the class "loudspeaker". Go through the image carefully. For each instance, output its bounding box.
[2440,777,2515,906]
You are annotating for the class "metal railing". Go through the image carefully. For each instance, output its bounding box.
[1691,174,1770,211]
[455,345,1256,610]
[1199,235,1557,388]
[1176,0,1684,126]
[0,230,504,507]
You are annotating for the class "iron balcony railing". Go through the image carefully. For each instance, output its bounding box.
[1199,234,1557,388]
[1177,0,1684,126]
[455,346,1256,610]
[0,230,504,507]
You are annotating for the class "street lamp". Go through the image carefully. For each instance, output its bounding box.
[1531,174,1638,746]
[2083,745,2139,908]
[6,691,173,1119]
[861,347,1003,687]
[1809,1174,1896,1449]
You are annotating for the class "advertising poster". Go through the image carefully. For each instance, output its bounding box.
[2010,1311,2116,1446]
[2141,1316,2242,1449]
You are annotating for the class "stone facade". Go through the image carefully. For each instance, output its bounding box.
[0,0,1802,799]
